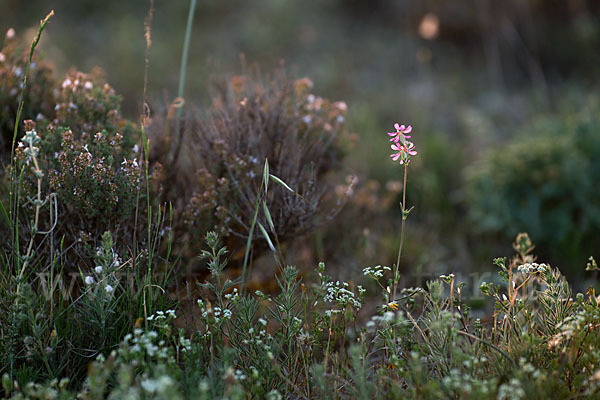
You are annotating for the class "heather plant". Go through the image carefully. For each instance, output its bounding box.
[158,70,349,258]
[6,69,145,267]
[0,29,143,264]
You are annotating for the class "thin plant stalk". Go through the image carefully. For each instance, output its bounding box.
[392,164,408,301]
[177,0,197,118]
[8,11,53,252]
[15,146,42,299]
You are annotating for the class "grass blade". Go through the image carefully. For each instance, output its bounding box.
[258,222,276,252]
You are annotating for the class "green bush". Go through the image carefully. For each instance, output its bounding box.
[466,102,600,272]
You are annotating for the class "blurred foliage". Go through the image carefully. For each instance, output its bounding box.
[147,70,349,263]
[0,31,55,155]
[1,0,599,278]
[466,98,600,274]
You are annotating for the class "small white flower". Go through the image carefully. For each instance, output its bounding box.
[94,266,103,274]
[105,284,114,293]
[84,276,95,285]
[84,81,93,90]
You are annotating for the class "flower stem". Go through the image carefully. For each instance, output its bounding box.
[393,165,408,301]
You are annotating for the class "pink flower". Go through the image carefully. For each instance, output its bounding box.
[388,123,417,165]
[388,123,413,144]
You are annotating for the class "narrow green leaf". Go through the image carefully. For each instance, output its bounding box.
[241,197,260,293]
[258,222,276,252]
[263,200,275,232]
[263,158,269,193]
[269,173,294,192]
[0,199,12,229]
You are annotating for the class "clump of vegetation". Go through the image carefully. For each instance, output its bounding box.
[0,28,55,155]
[466,101,600,272]
[147,70,349,258]
[3,230,600,399]
[2,10,599,400]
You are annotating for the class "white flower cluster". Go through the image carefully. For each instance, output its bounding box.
[84,248,122,295]
[550,310,589,347]
[496,377,525,400]
[140,375,174,394]
[121,329,170,360]
[266,389,283,400]
[365,311,399,328]
[440,368,492,397]
[197,299,232,325]
[518,358,543,380]
[233,369,247,381]
[324,281,362,309]
[224,288,240,302]
[147,309,176,322]
[363,265,391,279]
[241,326,272,351]
[517,263,549,274]
[179,334,191,353]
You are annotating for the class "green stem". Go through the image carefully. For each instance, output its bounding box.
[177,0,197,118]
[392,165,408,301]
[9,11,53,257]
[241,194,261,295]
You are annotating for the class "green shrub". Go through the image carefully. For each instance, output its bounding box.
[7,68,144,265]
[466,102,600,272]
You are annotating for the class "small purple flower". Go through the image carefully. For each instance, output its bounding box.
[388,123,417,165]
[388,123,413,144]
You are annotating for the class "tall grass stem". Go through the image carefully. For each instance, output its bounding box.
[177,0,197,118]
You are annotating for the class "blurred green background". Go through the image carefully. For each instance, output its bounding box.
[2,0,599,285]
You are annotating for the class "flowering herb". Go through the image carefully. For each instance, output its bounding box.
[389,123,417,165]
[387,122,418,301]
